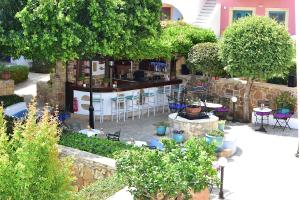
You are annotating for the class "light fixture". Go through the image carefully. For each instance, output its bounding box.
[218,157,228,199]
[231,96,237,123]
[109,60,114,67]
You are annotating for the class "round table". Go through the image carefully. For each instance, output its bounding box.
[79,129,101,137]
[253,107,272,132]
[202,102,223,109]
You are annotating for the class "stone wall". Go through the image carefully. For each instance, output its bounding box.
[37,61,66,109]
[58,145,116,191]
[0,80,14,96]
[209,78,297,121]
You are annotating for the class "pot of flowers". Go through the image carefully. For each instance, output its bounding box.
[102,77,110,87]
[117,138,219,200]
[275,91,296,114]
[1,70,11,80]
[172,130,185,143]
[185,97,201,117]
[154,121,169,136]
[218,120,226,132]
[205,129,224,150]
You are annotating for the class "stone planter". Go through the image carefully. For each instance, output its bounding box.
[1,71,11,80]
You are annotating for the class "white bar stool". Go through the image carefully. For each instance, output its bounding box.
[141,88,156,117]
[125,90,141,120]
[172,84,184,102]
[111,92,126,122]
[93,94,104,124]
[156,85,171,113]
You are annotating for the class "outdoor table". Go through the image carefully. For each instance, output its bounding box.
[202,102,223,109]
[127,140,147,147]
[79,129,101,137]
[253,107,272,132]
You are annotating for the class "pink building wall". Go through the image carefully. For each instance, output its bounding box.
[218,0,295,35]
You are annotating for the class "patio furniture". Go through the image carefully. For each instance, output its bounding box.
[156,85,172,113]
[141,88,156,117]
[273,110,293,131]
[254,100,271,125]
[107,130,121,141]
[111,92,126,122]
[125,90,141,120]
[4,102,28,120]
[253,107,272,132]
[93,94,104,123]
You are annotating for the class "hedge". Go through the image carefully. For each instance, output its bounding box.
[0,65,29,83]
[59,131,134,158]
[0,94,24,108]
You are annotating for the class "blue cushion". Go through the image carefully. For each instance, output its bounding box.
[12,109,28,119]
[279,108,290,114]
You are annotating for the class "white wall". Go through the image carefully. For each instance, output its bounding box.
[162,0,204,24]
[206,3,221,37]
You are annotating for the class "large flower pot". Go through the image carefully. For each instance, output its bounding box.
[173,133,184,143]
[156,126,167,136]
[1,71,10,80]
[191,188,210,200]
[205,134,224,150]
[186,106,201,117]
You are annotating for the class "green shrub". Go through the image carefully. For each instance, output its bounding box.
[59,131,134,158]
[30,59,55,74]
[0,103,75,199]
[117,138,219,199]
[187,42,226,76]
[0,65,29,83]
[275,91,297,111]
[0,94,24,108]
[76,174,125,200]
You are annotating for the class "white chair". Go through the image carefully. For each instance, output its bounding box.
[93,94,104,124]
[156,85,171,113]
[125,90,141,120]
[141,88,156,117]
[111,92,126,122]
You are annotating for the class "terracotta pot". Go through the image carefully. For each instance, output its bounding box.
[186,106,201,117]
[191,188,210,200]
[77,80,83,86]
[1,71,10,80]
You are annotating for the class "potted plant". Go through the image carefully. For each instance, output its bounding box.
[102,77,110,87]
[77,75,85,86]
[172,130,185,143]
[218,120,226,132]
[275,91,296,114]
[154,121,169,136]
[185,96,201,117]
[1,69,11,80]
[117,138,219,200]
[205,129,224,150]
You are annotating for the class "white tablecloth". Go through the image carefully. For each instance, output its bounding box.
[79,129,101,137]
[253,107,272,113]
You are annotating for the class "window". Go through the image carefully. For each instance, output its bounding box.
[229,7,255,24]
[266,9,288,26]
[232,10,253,21]
[161,7,171,21]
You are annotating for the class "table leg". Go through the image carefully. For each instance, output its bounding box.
[255,115,267,132]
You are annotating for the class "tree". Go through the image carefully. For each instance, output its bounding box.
[15,0,162,62]
[0,103,75,199]
[219,16,294,122]
[187,42,225,76]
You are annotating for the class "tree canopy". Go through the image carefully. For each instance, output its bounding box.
[219,16,294,79]
[1,0,162,62]
[187,42,225,76]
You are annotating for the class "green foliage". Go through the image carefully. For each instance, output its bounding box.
[30,59,55,74]
[220,16,294,79]
[117,138,219,199]
[0,103,75,200]
[274,91,297,110]
[76,174,125,200]
[59,131,134,158]
[207,129,224,137]
[0,94,24,108]
[136,21,217,60]
[187,42,225,76]
[0,65,29,83]
[13,0,161,62]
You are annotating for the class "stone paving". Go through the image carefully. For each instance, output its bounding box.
[66,113,300,200]
[14,72,50,103]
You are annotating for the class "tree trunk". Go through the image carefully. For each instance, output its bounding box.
[243,78,254,122]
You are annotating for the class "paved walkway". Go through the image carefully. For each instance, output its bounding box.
[14,72,50,102]
[67,114,299,200]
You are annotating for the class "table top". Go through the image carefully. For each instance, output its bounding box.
[253,107,272,113]
[79,129,101,137]
[201,102,223,109]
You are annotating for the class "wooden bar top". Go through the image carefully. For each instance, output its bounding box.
[67,79,182,93]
